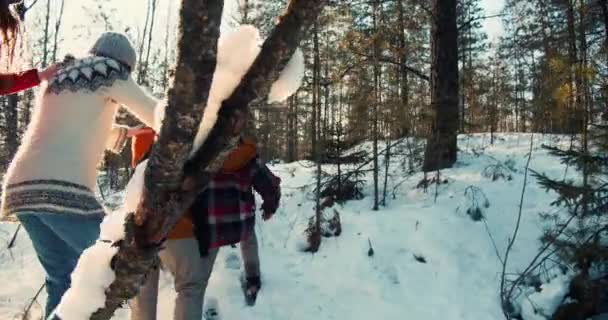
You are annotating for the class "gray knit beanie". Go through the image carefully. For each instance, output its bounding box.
[89,32,136,71]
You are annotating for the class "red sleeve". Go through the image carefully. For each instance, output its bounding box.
[0,69,41,95]
[131,128,157,168]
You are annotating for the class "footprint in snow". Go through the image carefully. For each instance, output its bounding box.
[224,252,241,270]
[384,265,400,285]
[284,262,304,277]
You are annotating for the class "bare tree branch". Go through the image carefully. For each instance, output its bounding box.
[320,64,356,87]
[458,14,506,31]
[24,0,41,11]
[410,0,432,16]
[347,42,430,82]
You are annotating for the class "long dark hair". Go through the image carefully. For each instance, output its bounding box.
[0,0,20,63]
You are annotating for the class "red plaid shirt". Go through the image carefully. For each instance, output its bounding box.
[190,156,281,253]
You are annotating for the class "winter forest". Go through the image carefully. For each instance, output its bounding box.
[0,0,607,319]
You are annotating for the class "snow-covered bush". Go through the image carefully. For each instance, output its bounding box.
[482,163,513,181]
[302,207,342,253]
[458,186,490,221]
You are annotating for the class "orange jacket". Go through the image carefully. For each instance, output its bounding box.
[131,127,156,168]
[130,128,257,239]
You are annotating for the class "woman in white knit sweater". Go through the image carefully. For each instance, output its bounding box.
[1,32,158,318]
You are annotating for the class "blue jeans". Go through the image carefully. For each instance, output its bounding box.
[17,213,103,319]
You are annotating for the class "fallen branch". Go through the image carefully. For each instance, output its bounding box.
[22,283,45,320]
[7,223,21,249]
[483,220,504,265]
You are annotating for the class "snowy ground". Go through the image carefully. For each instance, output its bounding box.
[0,133,577,320]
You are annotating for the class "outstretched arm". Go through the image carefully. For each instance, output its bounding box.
[105,125,129,154]
[0,70,40,95]
[107,75,159,126]
[0,65,58,96]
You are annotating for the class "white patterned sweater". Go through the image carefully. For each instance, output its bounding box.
[1,56,158,221]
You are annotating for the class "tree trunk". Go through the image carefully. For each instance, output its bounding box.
[72,2,328,318]
[460,38,466,133]
[161,0,173,92]
[579,0,590,216]
[117,1,157,128]
[602,0,608,50]
[4,94,18,162]
[3,2,32,165]
[337,88,343,196]
[52,0,65,63]
[143,0,158,83]
[287,94,297,162]
[565,0,579,132]
[466,9,474,131]
[514,57,520,132]
[312,21,322,243]
[578,0,588,121]
[601,0,608,116]
[42,0,51,67]
[323,28,331,146]
[372,0,380,211]
[259,107,269,159]
[136,0,153,84]
[294,92,299,159]
[538,0,555,132]
[242,106,257,140]
[519,66,526,132]
[382,133,390,206]
[422,0,459,172]
[19,90,33,135]
[397,0,409,137]
[490,62,497,145]
[1,97,6,168]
